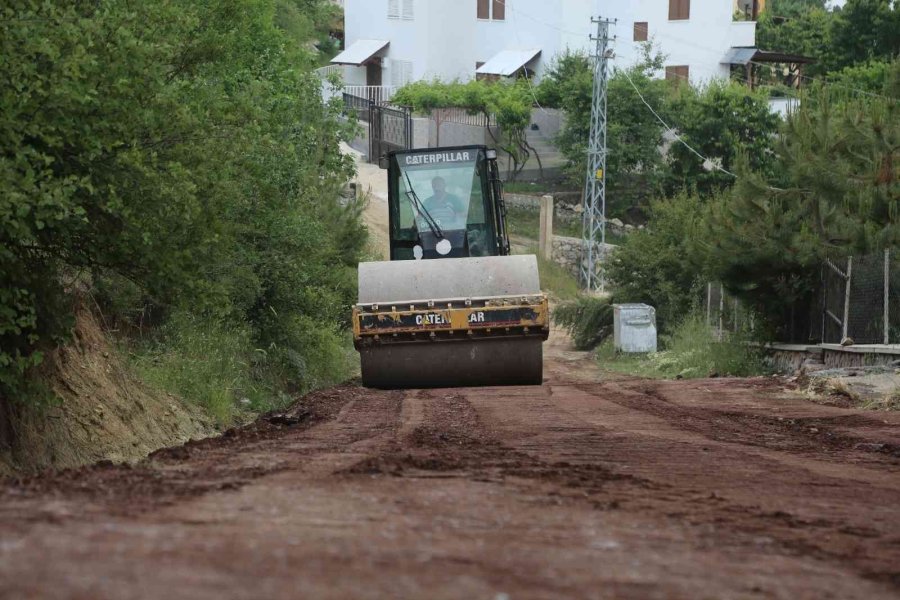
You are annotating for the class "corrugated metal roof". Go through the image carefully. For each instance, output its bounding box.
[721,47,758,66]
[330,39,389,66]
[476,49,542,76]
[722,47,817,65]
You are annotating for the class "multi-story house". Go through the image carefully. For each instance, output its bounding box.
[332,0,765,91]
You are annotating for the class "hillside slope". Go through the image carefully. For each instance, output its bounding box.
[0,307,214,476]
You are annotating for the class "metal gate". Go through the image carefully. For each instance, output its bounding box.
[369,105,411,164]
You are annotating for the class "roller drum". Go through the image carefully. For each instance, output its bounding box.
[356,255,546,389]
[359,338,543,389]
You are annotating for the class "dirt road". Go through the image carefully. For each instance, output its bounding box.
[1,330,899,600]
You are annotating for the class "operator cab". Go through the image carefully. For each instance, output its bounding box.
[384,146,510,261]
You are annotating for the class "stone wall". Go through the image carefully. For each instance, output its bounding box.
[551,235,618,279]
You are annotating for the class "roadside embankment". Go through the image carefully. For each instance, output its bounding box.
[0,307,214,477]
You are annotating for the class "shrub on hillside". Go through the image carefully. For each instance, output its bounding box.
[1,0,361,407]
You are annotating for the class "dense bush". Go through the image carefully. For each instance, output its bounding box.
[553,296,613,350]
[605,193,709,332]
[537,46,780,210]
[1,0,362,406]
[705,86,898,338]
[663,81,781,196]
[594,314,768,379]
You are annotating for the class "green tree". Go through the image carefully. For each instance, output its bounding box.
[665,81,781,196]
[756,6,833,77]
[829,0,900,73]
[704,87,898,339]
[757,0,899,77]
[537,45,670,217]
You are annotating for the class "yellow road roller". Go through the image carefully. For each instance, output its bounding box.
[352,146,549,388]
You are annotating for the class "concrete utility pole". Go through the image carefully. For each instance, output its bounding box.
[581,16,615,291]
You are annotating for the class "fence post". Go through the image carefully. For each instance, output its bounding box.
[719,283,725,341]
[886,248,891,345]
[539,195,554,261]
[707,283,712,327]
[843,256,853,341]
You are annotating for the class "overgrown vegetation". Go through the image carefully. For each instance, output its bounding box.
[546,1,897,351]
[594,316,768,379]
[1,0,362,414]
[537,45,670,208]
[554,296,767,378]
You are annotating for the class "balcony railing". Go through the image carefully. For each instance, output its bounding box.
[343,85,398,106]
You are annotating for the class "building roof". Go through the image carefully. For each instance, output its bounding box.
[330,39,389,65]
[721,47,816,66]
[476,49,542,76]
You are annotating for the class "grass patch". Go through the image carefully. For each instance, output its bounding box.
[860,388,900,411]
[130,312,273,425]
[515,243,582,301]
[506,206,627,243]
[596,314,769,380]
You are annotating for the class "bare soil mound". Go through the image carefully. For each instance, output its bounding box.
[0,307,214,476]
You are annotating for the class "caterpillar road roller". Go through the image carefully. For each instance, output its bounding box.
[352,145,549,389]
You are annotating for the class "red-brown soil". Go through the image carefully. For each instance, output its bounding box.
[1,337,899,599]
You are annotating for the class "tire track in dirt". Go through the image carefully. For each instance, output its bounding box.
[601,379,900,460]
[343,388,644,503]
[466,380,900,590]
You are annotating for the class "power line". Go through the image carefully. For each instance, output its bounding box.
[618,67,737,179]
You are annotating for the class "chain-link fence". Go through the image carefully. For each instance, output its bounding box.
[705,283,749,340]
[823,250,896,345]
[707,249,898,345]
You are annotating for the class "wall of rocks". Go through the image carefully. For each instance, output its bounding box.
[504,193,641,237]
[550,235,618,279]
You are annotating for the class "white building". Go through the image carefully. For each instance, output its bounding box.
[333,0,763,92]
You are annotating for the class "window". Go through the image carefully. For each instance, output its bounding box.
[633,22,648,42]
[665,65,689,83]
[668,0,690,20]
[477,0,505,20]
[391,59,413,87]
[491,0,505,20]
[477,0,489,20]
[390,0,413,20]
